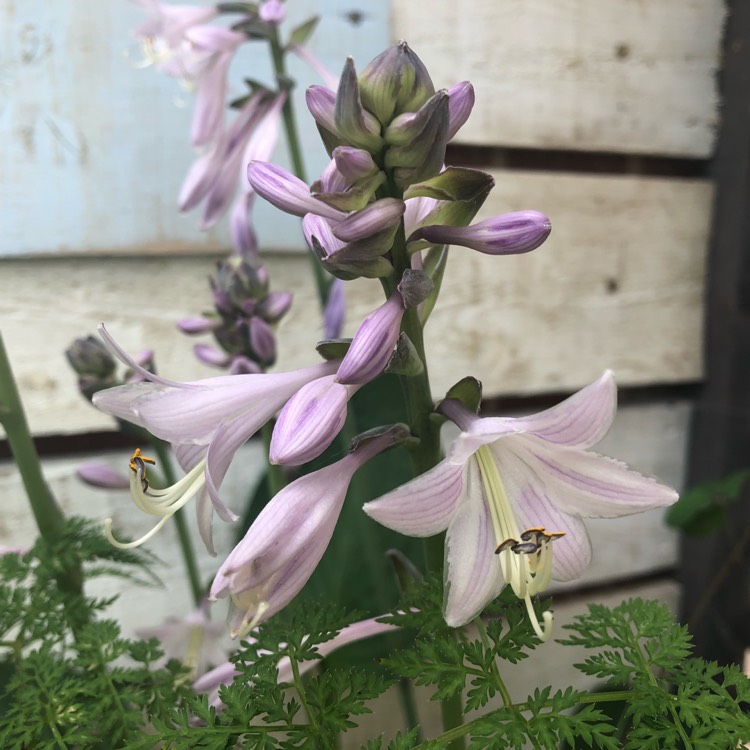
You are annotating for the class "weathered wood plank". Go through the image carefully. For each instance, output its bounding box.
[393,0,725,157]
[0,170,709,436]
[0,0,389,257]
[0,401,684,640]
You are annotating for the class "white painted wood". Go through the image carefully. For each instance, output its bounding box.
[0,0,389,257]
[392,0,725,157]
[0,169,708,436]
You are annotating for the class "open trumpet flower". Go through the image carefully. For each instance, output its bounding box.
[364,372,678,639]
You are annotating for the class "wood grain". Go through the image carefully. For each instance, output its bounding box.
[393,0,725,157]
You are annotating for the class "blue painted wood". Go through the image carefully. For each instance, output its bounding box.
[0,1,390,256]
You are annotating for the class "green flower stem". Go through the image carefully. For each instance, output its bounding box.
[150,439,203,606]
[0,333,85,620]
[267,26,329,309]
[417,690,639,748]
[475,617,513,708]
[290,653,318,730]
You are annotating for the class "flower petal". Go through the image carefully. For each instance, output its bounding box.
[363,459,464,537]
[517,437,679,519]
[443,458,504,626]
[507,371,616,449]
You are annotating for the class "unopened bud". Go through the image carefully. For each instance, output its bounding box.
[334,58,384,153]
[66,336,116,379]
[358,42,435,125]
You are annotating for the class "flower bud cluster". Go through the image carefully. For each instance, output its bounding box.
[179,257,292,374]
[65,335,155,400]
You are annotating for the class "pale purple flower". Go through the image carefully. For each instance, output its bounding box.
[0,544,30,557]
[238,93,286,192]
[164,25,245,147]
[137,602,228,678]
[323,278,345,339]
[364,372,678,638]
[269,374,360,466]
[92,325,338,553]
[336,290,405,385]
[210,429,404,636]
[194,614,398,707]
[409,211,551,256]
[132,1,218,52]
[77,462,131,490]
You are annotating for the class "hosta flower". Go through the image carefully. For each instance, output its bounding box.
[364,372,678,638]
[211,426,407,636]
[92,326,337,552]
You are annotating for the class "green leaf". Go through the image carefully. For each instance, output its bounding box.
[664,469,750,535]
[286,16,319,49]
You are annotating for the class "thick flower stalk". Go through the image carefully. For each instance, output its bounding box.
[92,325,338,552]
[364,372,678,639]
[210,425,409,636]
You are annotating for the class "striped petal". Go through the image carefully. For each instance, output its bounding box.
[363,458,464,537]
[443,458,504,627]
[517,436,678,519]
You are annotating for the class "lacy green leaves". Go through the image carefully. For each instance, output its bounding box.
[561,598,750,750]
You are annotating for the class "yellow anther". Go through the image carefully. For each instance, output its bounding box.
[129,448,156,475]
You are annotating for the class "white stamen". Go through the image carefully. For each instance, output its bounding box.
[104,457,208,549]
[475,445,561,639]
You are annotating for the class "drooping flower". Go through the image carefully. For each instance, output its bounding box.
[77,462,131,490]
[323,278,346,339]
[364,372,678,638]
[211,426,408,636]
[92,325,338,552]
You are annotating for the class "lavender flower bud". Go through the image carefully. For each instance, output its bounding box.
[336,291,405,385]
[229,356,262,375]
[270,375,357,465]
[358,42,435,124]
[332,147,378,182]
[257,291,293,323]
[249,317,276,366]
[259,0,285,23]
[248,161,346,221]
[332,198,405,242]
[306,85,338,134]
[412,211,552,255]
[66,336,116,379]
[323,279,346,339]
[446,81,475,140]
[177,316,218,335]
[194,343,232,368]
[77,462,130,490]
